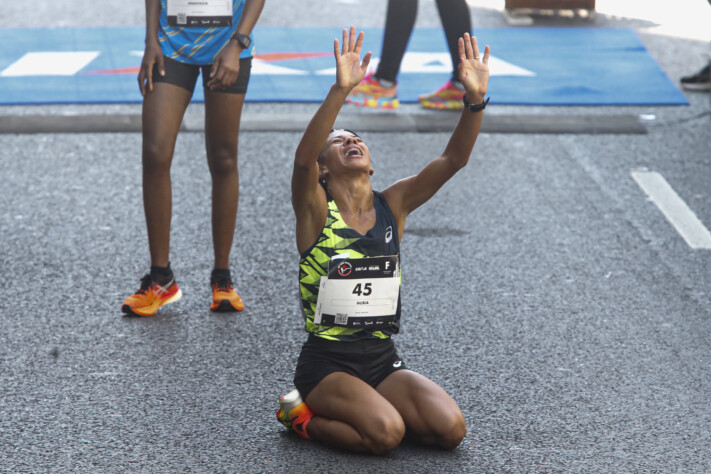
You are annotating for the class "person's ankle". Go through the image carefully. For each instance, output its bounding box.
[150,264,174,286]
[451,79,466,91]
[374,76,396,88]
[211,268,232,285]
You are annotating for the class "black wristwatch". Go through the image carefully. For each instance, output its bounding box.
[463,93,490,113]
[230,32,251,50]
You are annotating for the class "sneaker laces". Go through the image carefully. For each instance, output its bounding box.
[136,274,152,295]
[213,278,234,292]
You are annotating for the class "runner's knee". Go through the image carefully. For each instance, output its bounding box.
[435,412,466,450]
[142,140,173,174]
[362,413,405,455]
[207,146,238,176]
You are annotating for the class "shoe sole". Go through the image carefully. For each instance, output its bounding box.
[121,288,183,317]
[419,98,464,110]
[681,83,711,91]
[276,408,292,429]
[346,96,399,109]
[210,298,244,312]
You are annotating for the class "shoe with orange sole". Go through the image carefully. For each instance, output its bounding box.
[418,79,465,110]
[210,278,245,312]
[346,73,400,109]
[277,389,314,440]
[122,274,182,316]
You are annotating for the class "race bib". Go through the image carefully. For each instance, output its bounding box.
[314,255,400,328]
[167,0,232,27]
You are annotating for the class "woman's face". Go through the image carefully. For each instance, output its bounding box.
[320,130,372,178]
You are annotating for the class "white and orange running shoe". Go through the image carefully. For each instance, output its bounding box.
[121,274,182,317]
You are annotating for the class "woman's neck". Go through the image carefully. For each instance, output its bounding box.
[328,176,376,233]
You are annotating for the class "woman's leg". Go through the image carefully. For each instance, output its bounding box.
[376,369,466,449]
[434,0,472,82]
[305,372,406,454]
[203,90,245,270]
[375,0,419,83]
[141,82,192,268]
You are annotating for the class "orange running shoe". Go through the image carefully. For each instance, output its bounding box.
[276,389,314,440]
[122,274,182,316]
[418,79,465,110]
[210,277,245,312]
[346,73,400,109]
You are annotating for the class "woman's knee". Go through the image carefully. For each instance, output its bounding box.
[142,140,173,174]
[436,411,466,450]
[362,412,406,455]
[207,146,238,176]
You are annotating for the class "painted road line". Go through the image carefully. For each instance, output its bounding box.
[1,52,100,76]
[632,170,711,249]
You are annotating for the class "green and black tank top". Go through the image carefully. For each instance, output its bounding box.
[299,191,401,341]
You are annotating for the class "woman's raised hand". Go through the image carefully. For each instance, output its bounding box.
[334,26,372,91]
[457,33,490,102]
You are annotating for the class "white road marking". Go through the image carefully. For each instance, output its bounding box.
[251,58,308,75]
[1,52,99,76]
[632,170,711,249]
[316,53,535,76]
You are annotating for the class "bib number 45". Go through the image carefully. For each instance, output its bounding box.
[352,282,372,296]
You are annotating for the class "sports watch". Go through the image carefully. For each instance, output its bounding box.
[230,32,251,50]
[462,93,490,113]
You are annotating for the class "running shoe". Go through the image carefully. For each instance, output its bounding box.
[276,389,314,440]
[418,79,466,110]
[210,277,245,312]
[680,64,710,91]
[122,274,182,317]
[346,73,400,109]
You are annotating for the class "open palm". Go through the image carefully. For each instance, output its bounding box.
[334,26,372,91]
[457,33,490,99]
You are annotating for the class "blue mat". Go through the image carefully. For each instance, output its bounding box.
[0,26,688,106]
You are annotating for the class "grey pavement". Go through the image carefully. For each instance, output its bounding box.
[1,1,710,472]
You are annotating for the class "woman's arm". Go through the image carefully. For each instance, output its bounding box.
[138,0,164,96]
[383,33,490,234]
[207,0,265,90]
[292,27,372,253]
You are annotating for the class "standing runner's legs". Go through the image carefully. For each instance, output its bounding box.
[203,90,246,270]
[376,0,418,83]
[435,0,472,82]
[142,82,193,268]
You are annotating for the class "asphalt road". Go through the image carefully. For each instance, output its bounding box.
[1,1,710,472]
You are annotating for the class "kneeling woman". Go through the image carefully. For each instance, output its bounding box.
[278,26,490,454]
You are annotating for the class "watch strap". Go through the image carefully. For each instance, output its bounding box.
[462,93,490,113]
[230,32,251,49]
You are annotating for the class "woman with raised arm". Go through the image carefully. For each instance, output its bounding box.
[277,26,490,454]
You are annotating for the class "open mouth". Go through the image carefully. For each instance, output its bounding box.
[344,146,362,158]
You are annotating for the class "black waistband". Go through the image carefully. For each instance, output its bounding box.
[305,333,393,352]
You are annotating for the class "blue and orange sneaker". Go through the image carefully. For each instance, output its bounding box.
[122,274,182,316]
[346,73,400,109]
[418,79,466,110]
[276,389,314,440]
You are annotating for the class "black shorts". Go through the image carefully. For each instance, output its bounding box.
[294,334,407,400]
[152,56,252,95]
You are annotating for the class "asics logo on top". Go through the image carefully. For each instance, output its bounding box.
[154,279,175,296]
[393,360,402,368]
[385,226,393,243]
